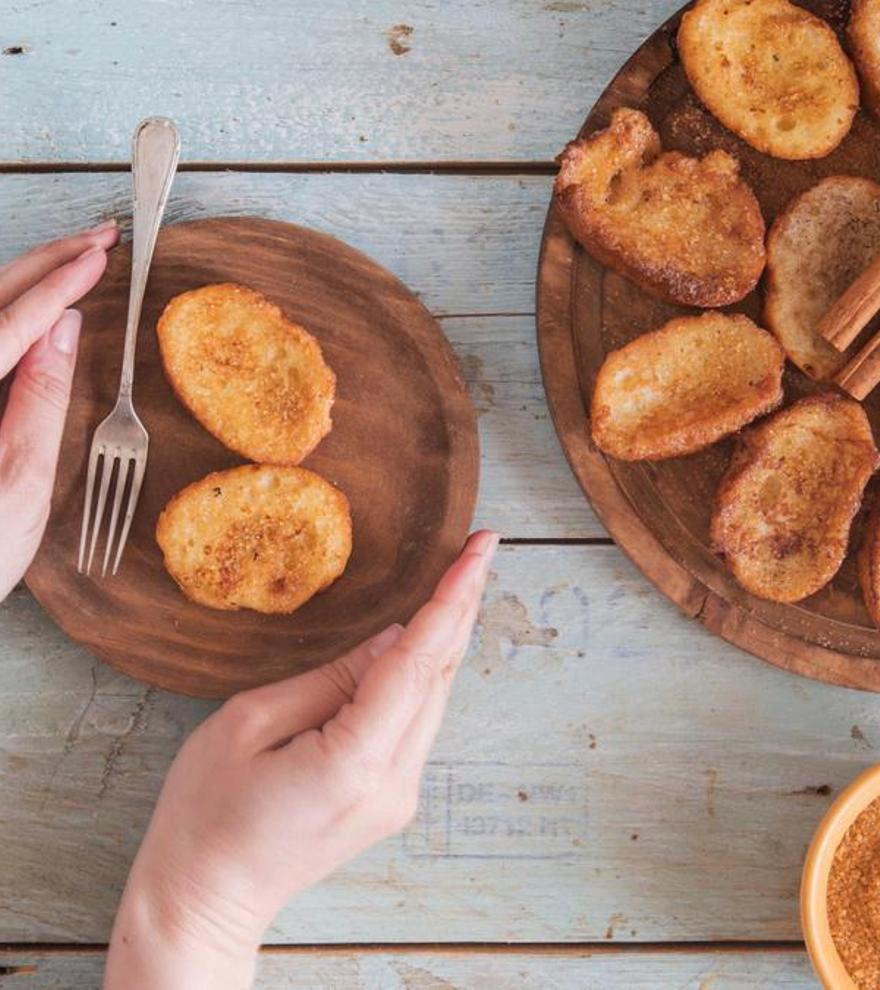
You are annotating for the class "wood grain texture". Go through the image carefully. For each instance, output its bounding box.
[1,0,863,963]
[0,0,683,164]
[536,0,880,691]
[0,948,819,988]
[0,171,599,538]
[443,316,597,538]
[26,217,478,697]
[0,172,550,317]
[4,546,880,943]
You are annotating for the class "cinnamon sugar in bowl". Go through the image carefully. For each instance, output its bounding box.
[802,764,880,989]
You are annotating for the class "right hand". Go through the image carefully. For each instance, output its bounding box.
[105,530,499,990]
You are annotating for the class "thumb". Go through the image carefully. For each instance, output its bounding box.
[0,308,81,597]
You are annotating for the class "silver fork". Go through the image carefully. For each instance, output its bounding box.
[78,117,180,577]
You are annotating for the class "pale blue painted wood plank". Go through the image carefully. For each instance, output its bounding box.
[0,171,551,316]
[0,546,875,943]
[0,0,684,163]
[0,948,821,988]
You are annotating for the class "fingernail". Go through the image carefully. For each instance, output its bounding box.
[471,530,501,560]
[88,218,117,234]
[50,309,82,354]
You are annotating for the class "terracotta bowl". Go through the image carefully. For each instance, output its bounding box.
[801,763,880,989]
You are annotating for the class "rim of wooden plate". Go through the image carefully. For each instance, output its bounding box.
[25,216,480,698]
[534,12,880,693]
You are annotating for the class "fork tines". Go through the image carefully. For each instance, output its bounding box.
[77,429,148,577]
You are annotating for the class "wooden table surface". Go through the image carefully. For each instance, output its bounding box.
[0,1,872,986]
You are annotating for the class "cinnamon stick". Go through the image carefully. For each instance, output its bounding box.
[818,250,880,351]
[833,330,880,400]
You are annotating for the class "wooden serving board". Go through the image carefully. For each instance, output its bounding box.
[536,0,880,691]
[27,217,478,698]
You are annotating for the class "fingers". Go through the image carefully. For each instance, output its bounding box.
[0,310,81,599]
[0,244,108,379]
[393,677,449,779]
[220,623,404,751]
[393,535,498,776]
[443,535,497,670]
[0,221,118,312]
[321,531,499,763]
[236,530,498,761]
[407,529,498,677]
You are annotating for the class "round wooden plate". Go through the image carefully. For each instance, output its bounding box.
[27,217,478,698]
[536,0,880,691]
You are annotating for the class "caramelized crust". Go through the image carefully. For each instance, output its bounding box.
[156,465,352,614]
[711,394,879,603]
[157,283,335,465]
[679,0,859,160]
[591,312,784,461]
[554,108,766,307]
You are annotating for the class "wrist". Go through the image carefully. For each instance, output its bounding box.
[105,861,264,990]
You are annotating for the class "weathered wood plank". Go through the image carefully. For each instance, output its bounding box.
[0,171,549,316]
[1,545,877,943]
[0,171,599,538]
[0,948,819,988]
[444,316,595,538]
[1,0,683,164]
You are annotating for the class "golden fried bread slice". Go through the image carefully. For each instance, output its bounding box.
[679,0,859,160]
[850,0,880,117]
[858,498,880,627]
[156,465,352,614]
[711,394,878,603]
[591,312,784,461]
[554,108,765,307]
[157,283,335,464]
[765,176,880,380]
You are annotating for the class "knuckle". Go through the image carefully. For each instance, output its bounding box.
[0,438,52,525]
[315,658,358,702]
[218,691,272,740]
[36,262,70,294]
[407,650,438,691]
[15,362,72,415]
[320,706,360,756]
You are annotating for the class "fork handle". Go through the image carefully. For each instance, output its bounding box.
[119,117,180,400]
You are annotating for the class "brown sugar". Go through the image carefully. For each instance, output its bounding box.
[828,795,880,988]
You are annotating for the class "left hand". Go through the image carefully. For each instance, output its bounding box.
[0,221,119,600]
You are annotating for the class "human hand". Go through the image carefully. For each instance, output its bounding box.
[0,221,119,600]
[104,530,499,990]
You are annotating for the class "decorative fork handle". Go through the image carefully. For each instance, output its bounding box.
[118,117,180,400]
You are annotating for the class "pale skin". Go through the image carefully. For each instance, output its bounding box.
[0,221,118,600]
[0,225,499,989]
